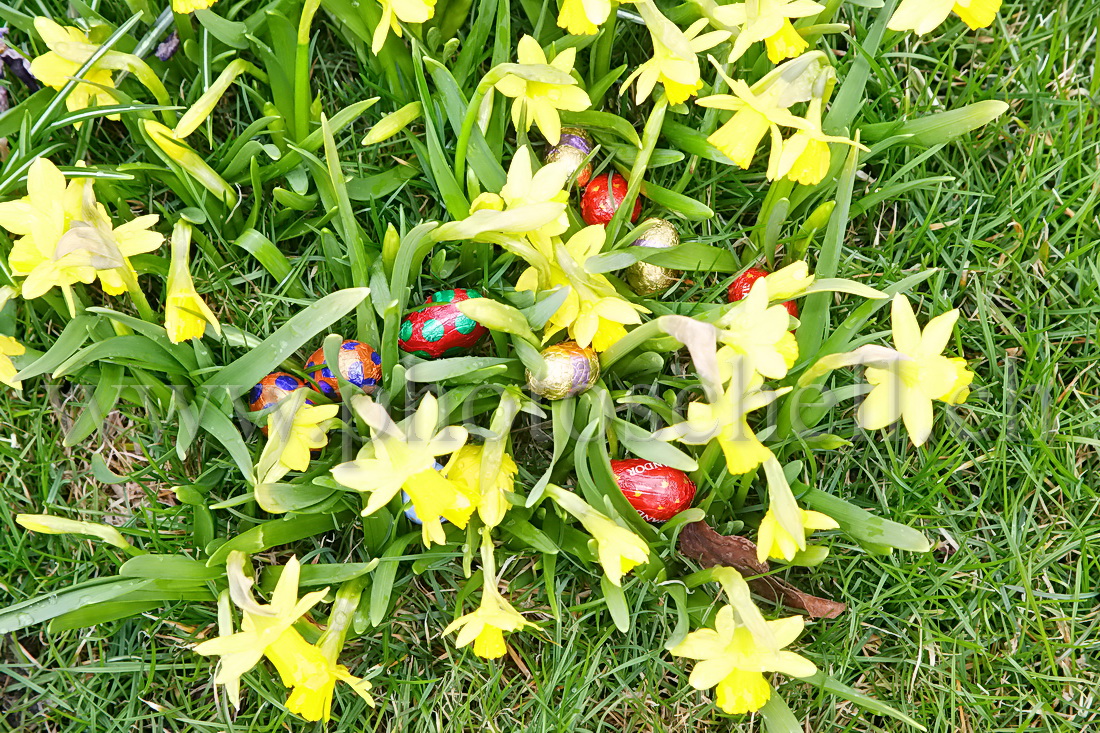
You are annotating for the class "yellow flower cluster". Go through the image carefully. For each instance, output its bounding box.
[0,157,162,309]
[194,553,374,722]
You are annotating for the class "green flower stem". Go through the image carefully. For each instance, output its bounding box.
[118,264,156,323]
[589,2,619,94]
[454,75,499,188]
[605,95,668,245]
[317,578,364,661]
[294,0,323,142]
[688,440,723,491]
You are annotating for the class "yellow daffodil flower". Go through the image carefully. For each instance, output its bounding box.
[268,403,340,473]
[656,359,790,475]
[715,0,825,63]
[623,2,729,105]
[0,157,93,302]
[194,553,331,707]
[262,623,375,721]
[444,532,534,658]
[557,0,640,35]
[194,554,372,721]
[164,221,220,343]
[546,485,650,586]
[774,69,866,185]
[29,17,169,122]
[332,393,478,546]
[516,225,649,352]
[0,335,24,390]
[715,277,798,380]
[888,0,1001,35]
[172,0,218,13]
[372,0,436,54]
[494,36,592,145]
[0,158,162,306]
[66,176,164,296]
[29,18,121,118]
[761,260,814,300]
[670,604,816,714]
[801,294,973,446]
[446,444,518,528]
[697,53,826,173]
[469,146,571,253]
[755,456,837,563]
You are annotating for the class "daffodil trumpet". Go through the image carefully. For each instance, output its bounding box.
[545,485,651,586]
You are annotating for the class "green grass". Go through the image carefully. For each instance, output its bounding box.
[2,0,1099,731]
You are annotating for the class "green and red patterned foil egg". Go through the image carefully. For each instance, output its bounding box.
[248,372,309,412]
[581,172,642,226]
[610,459,696,522]
[398,288,489,359]
[526,341,600,400]
[728,267,799,318]
[304,340,383,399]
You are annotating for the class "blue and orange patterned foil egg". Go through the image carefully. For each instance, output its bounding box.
[304,340,383,399]
[526,341,601,400]
[248,372,308,412]
[398,288,489,359]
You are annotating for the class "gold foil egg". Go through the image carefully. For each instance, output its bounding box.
[545,144,592,188]
[526,341,601,400]
[625,218,681,296]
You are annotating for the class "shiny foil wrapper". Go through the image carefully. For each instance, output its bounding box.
[558,127,594,155]
[526,341,600,400]
[610,459,696,522]
[626,218,681,296]
[545,143,592,188]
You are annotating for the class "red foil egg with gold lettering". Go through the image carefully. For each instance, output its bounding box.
[398,288,489,359]
[610,459,696,522]
[304,340,383,399]
[728,267,799,318]
[581,172,641,226]
[526,341,600,400]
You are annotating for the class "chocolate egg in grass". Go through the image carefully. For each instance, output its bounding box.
[526,341,600,400]
[398,288,490,359]
[625,217,681,296]
[304,340,382,399]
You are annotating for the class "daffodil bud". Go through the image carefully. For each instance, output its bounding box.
[175,59,256,139]
[143,120,238,205]
[362,101,422,145]
[16,513,133,550]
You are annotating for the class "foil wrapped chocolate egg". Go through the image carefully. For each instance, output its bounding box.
[728,267,799,318]
[304,340,383,399]
[558,127,594,153]
[610,459,696,522]
[625,217,681,296]
[545,144,592,188]
[526,341,600,400]
[403,461,447,525]
[398,288,489,359]
[581,172,642,226]
[248,372,308,412]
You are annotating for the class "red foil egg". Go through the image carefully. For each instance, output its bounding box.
[581,172,642,226]
[248,372,308,412]
[610,459,696,522]
[304,340,383,399]
[398,288,489,359]
[728,267,799,318]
